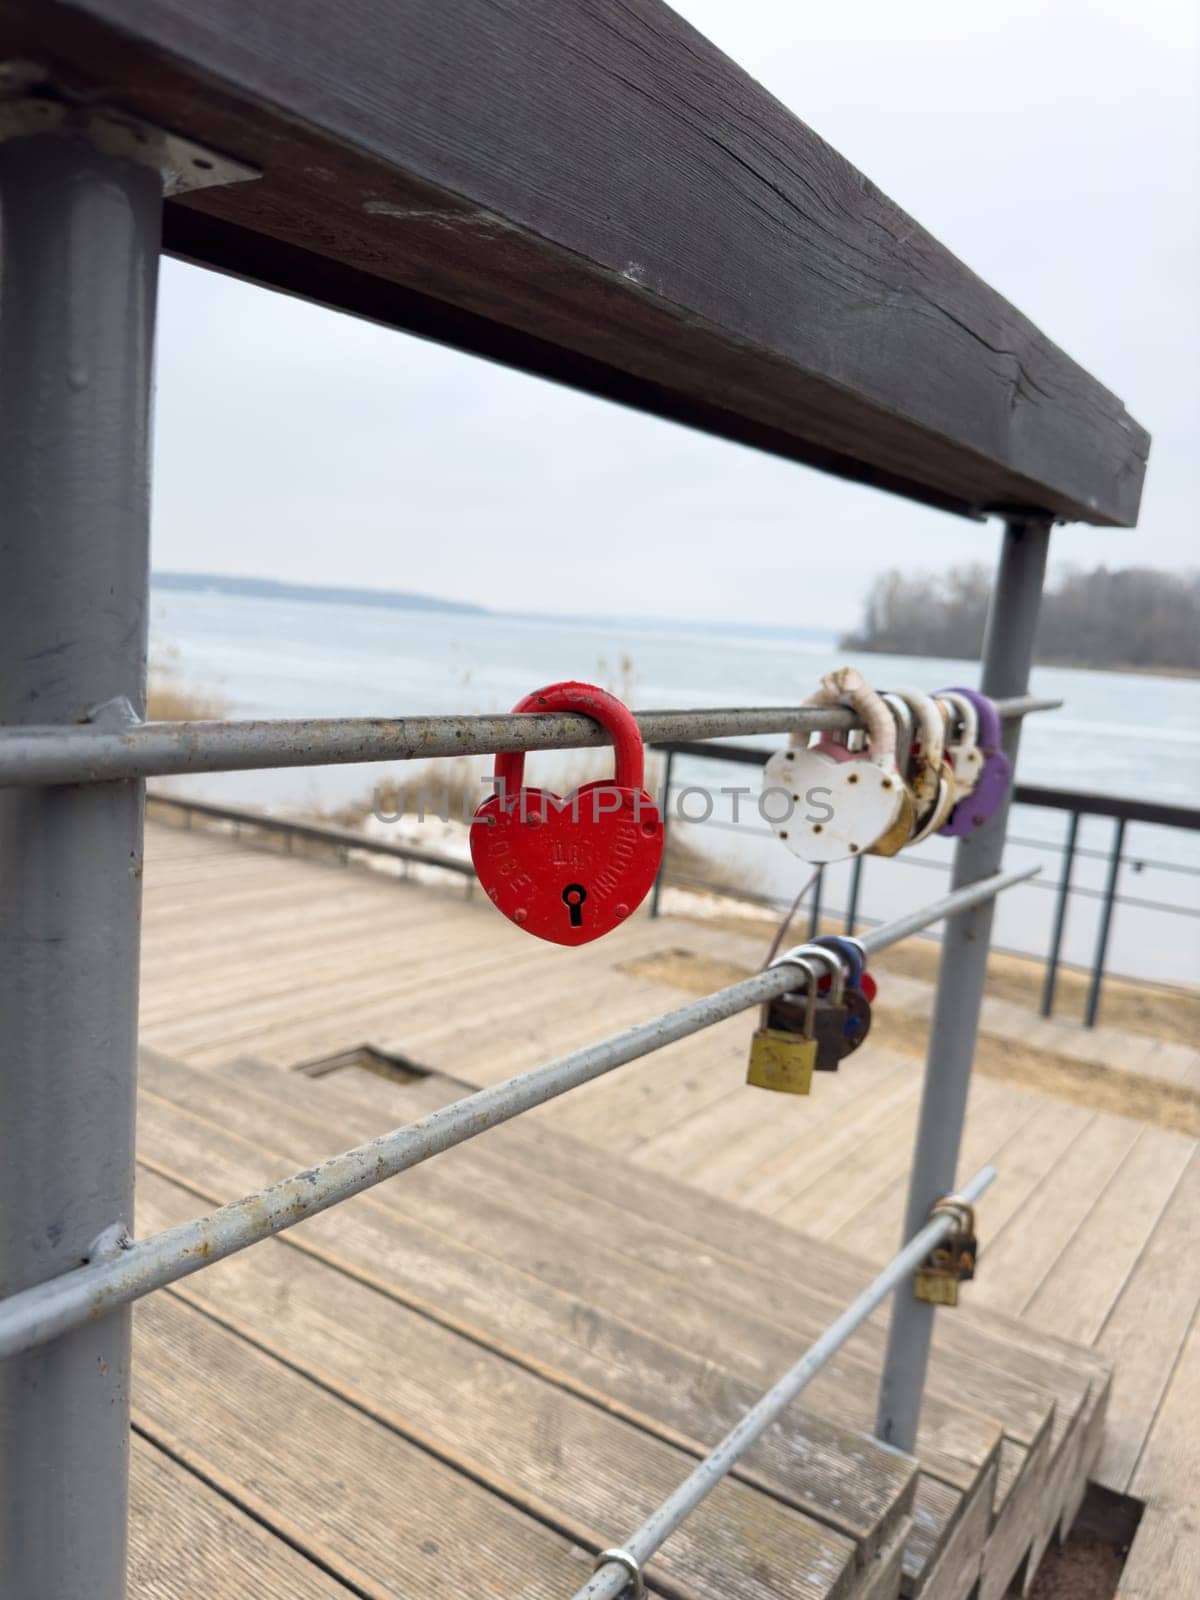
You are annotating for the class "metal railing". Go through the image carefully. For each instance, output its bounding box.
[0,694,1055,786]
[0,867,1030,1361]
[650,744,1200,1028]
[578,1167,996,1600]
[0,103,1066,1600]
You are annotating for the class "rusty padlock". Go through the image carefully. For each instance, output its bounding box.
[896,688,957,845]
[469,682,662,946]
[914,1197,978,1308]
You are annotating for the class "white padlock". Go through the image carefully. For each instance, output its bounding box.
[763,668,906,863]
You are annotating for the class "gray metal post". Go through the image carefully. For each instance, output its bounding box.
[874,515,1051,1451]
[1040,809,1080,1018]
[0,132,163,1598]
[1084,816,1125,1028]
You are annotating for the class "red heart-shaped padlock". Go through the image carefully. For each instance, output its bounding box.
[470,682,663,946]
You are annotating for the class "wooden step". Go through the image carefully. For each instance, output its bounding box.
[218,1069,1094,1426]
[140,1057,1005,1509]
[194,1062,1054,1503]
[212,1052,1109,1600]
[134,1293,604,1600]
[133,1081,918,1576]
[135,1167,872,1600]
[138,1051,999,1600]
[129,1433,360,1598]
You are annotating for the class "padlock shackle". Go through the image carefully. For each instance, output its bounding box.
[891,687,945,772]
[880,693,914,778]
[942,686,1002,754]
[936,690,979,754]
[810,934,864,989]
[764,954,820,1035]
[801,666,897,766]
[779,943,845,1007]
[928,1194,976,1237]
[492,681,646,798]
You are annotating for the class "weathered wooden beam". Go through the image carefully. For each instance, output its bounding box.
[1,0,1148,523]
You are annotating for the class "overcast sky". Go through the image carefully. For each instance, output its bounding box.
[150,0,1197,630]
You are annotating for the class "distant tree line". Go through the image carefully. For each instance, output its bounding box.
[840,564,1200,673]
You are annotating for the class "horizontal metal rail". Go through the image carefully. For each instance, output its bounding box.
[147,792,474,878]
[0,867,1034,1361]
[575,1166,996,1600]
[0,696,1058,787]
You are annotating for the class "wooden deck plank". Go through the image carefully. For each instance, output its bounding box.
[1118,1311,1200,1595]
[135,1078,1001,1499]
[831,1079,1041,1263]
[783,1100,927,1243]
[1022,1125,1196,1346]
[133,1073,921,1521]
[239,1051,1100,1403]
[136,1169,865,1599]
[155,1054,976,1597]
[725,1057,921,1210]
[140,910,499,1025]
[163,1060,1058,1472]
[1093,1149,1200,1494]
[143,903,635,1040]
[153,1049,1107,1600]
[171,950,667,1069]
[129,1434,360,1598]
[277,1058,1091,1561]
[134,1295,604,1600]
[969,1113,1144,1315]
[548,1024,748,1146]
[133,823,1155,1596]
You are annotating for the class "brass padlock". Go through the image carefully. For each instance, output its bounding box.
[767,943,848,1072]
[914,1197,978,1308]
[747,955,818,1095]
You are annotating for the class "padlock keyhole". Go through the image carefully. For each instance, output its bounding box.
[562,883,588,927]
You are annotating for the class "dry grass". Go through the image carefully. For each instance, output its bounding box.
[870,935,1200,1048]
[619,943,1200,1138]
[146,649,226,722]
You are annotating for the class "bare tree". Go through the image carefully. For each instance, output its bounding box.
[841,564,1200,672]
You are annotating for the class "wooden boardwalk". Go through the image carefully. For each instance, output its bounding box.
[135,816,1200,1597]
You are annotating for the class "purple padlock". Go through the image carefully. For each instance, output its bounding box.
[937,687,1011,837]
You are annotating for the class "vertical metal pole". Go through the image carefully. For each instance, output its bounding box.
[807,863,825,939]
[1084,817,1125,1029]
[875,515,1051,1452]
[0,132,162,1599]
[649,748,674,917]
[1040,809,1080,1018]
[844,853,864,935]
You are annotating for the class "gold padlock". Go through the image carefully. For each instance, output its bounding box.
[747,956,818,1095]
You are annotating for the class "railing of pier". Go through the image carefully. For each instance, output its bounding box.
[649,745,1200,1028]
[0,27,1134,1594]
[0,605,1056,1598]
